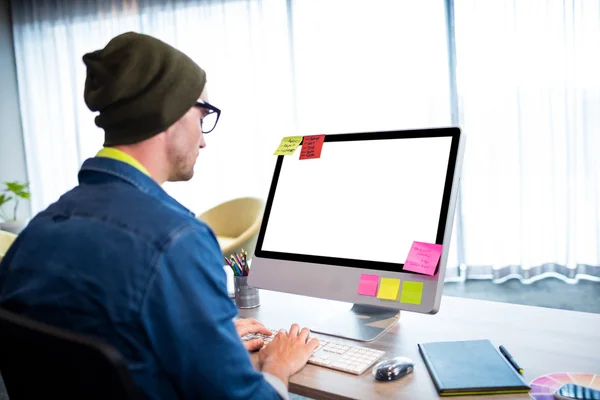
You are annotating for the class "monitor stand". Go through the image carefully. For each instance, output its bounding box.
[307,303,400,342]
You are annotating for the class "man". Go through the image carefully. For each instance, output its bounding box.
[0,32,318,399]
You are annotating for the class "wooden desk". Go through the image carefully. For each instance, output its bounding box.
[239,290,600,400]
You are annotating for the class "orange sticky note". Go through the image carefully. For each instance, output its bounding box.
[299,135,325,160]
[377,278,400,300]
[357,274,379,296]
[403,241,442,276]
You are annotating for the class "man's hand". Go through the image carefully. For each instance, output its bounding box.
[234,318,274,352]
[258,324,320,387]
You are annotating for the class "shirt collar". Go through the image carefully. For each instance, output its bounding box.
[79,156,195,218]
[96,147,151,176]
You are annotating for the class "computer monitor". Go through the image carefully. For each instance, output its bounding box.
[249,127,464,341]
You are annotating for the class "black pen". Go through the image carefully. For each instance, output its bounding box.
[499,345,524,375]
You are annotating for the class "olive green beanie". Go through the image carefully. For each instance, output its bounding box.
[82,32,206,146]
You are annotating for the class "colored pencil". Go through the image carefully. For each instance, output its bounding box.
[230,256,241,276]
[224,257,236,276]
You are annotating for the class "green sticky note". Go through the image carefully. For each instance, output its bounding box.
[400,281,424,305]
[274,136,303,155]
[377,278,401,300]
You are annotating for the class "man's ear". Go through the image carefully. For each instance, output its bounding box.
[152,129,170,145]
[162,122,179,139]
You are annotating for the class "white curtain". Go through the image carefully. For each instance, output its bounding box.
[10,0,600,281]
[12,0,295,215]
[452,0,600,281]
[11,0,450,218]
[290,0,451,134]
[11,0,451,219]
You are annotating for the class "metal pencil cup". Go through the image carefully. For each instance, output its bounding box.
[234,276,260,309]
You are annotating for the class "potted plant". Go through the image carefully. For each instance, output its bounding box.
[0,181,31,234]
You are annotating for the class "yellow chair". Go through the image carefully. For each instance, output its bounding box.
[0,230,18,263]
[198,197,265,260]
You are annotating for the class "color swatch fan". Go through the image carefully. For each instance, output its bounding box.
[530,372,600,400]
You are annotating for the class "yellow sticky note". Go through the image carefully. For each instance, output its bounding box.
[400,281,424,305]
[377,278,401,300]
[274,136,303,155]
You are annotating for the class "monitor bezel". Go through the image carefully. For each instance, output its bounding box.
[254,127,461,275]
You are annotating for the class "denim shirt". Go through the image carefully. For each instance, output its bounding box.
[0,157,282,400]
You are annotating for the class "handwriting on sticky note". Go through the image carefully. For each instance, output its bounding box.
[402,241,443,276]
[357,274,379,296]
[299,135,325,160]
[400,281,424,305]
[377,278,400,300]
[273,136,303,156]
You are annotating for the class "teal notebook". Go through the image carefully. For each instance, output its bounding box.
[418,339,531,396]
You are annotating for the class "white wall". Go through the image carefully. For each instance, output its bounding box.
[0,0,30,220]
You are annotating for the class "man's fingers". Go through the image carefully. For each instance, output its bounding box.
[289,324,300,336]
[298,327,310,343]
[237,318,272,336]
[245,320,272,336]
[237,327,251,337]
[307,337,320,352]
[254,324,274,336]
[247,318,263,326]
[243,338,264,352]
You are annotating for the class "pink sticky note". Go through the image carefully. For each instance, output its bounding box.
[402,241,443,276]
[357,274,379,296]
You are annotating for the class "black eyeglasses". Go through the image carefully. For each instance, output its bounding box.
[195,100,221,134]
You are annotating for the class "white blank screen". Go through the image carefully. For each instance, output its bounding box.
[261,136,453,265]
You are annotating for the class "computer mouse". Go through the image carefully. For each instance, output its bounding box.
[372,356,414,382]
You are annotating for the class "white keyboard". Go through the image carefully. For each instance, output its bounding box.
[242,328,386,375]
